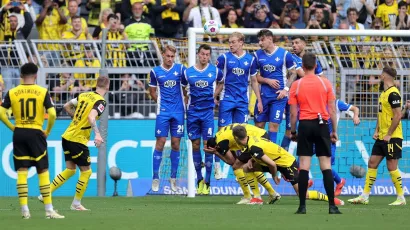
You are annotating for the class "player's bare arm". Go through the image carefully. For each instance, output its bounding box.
[385,107,402,143]
[88,109,103,147]
[328,99,338,143]
[213,81,224,105]
[277,68,296,99]
[149,87,158,103]
[259,154,279,184]
[256,74,280,89]
[373,116,379,140]
[63,98,78,118]
[0,107,14,131]
[349,105,360,125]
[250,76,263,113]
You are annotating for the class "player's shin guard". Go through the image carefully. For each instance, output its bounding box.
[280,136,291,151]
[17,170,29,211]
[307,190,328,201]
[170,150,180,178]
[152,150,163,179]
[322,169,335,206]
[38,171,53,211]
[390,169,404,197]
[332,169,342,184]
[363,168,377,195]
[246,173,260,197]
[298,170,309,206]
[269,132,278,143]
[193,151,203,182]
[254,171,276,195]
[234,169,251,199]
[74,169,92,205]
[204,154,213,183]
[51,168,76,193]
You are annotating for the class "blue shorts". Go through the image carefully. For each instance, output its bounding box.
[155,112,184,138]
[218,100,248,127]
[313,142,336,165]
[254,97,287,124]
[187,108,214,140]
[285,103,291,130]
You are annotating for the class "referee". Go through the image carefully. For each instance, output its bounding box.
[288,53,341,215]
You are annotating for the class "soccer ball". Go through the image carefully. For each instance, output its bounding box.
[109,166,122,181]
[203,20,221,36]
[350,165,366,178]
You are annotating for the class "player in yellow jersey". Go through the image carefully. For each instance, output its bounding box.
[0,63,64,219]
[232,125,344,209]
[349,67,406,206]
[205,123,281,205]
[38,76,110,210]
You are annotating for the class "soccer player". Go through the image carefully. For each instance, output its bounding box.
[38,76,110,210]
[149,45,186,192]
[348,67,406,205]
[213,32,262,179]
[232,126,344,206]
[0,63,64,219]
[181,44,223,195]
[253,29,296,144]
[205,123,281,205]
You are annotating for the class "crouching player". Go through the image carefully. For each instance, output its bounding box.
[205,123,281,205]
[232,125,344,207]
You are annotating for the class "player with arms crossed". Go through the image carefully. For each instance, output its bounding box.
[149,45,186,192]
[213,32,263,180]
[206,123,280,205]
[181,44,223,195]
[38,76,110,210]
[231,126,344,206]
[349,67,406,205]
[253,29,296,144]
[0,63,64,219]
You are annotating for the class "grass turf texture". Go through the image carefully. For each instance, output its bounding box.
[0,196,408,230]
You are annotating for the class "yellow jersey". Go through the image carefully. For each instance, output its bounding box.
[1,84,54,130]
[62,92,106,145]
[61,30,89,59]
[375,3,398,29]
[378,86,403,140]
[36,8,63,51]
[74,59,101,89]
[215,123,267,155]
[246,136,295,168]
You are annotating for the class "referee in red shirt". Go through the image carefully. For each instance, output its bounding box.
[288,53,341,215]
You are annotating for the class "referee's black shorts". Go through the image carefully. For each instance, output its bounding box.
[297,119,331,157]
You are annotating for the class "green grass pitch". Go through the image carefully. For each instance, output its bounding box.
[0,196,408,230]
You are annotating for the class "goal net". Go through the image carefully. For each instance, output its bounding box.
[152,28,410,198]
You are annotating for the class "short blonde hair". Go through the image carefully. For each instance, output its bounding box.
[229,32,245,42]
[162,45,177,54]
[97,76,110,88]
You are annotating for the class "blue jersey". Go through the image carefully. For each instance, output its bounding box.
[254,47,295,99]
[149,63,186,114]
[328,99,352,133]
[293,54,323,76]
[182,64,223,111]
[216,52,257,103]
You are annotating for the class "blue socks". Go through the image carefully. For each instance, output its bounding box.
[152,149,163,179]
[205,154,213,183]
[214,155,220,163]
[193,151,203,182]
[280,136,291,151]
[269,131,277,143]
[332,169,341,184]
[170,150,180,178]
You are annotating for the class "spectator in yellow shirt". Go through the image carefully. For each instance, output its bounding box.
[375,0,398,29]
[60,0,87,35]
[74,49,101,92]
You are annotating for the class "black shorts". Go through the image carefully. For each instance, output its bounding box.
[261,160,299,185]
[297,119,331,157]
[371,138,402,160]
[62,138,91,166]
[236,132,269,164]
[13,128,48,171]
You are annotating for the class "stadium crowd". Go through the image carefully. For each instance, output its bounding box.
[0,0,409,117]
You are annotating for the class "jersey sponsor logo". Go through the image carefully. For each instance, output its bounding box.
[195,80,208,88]
[263,64,276,72]
[164,80,177,88]
[232,67,245,76]
[392,100,400,105]
[98,104,105,113]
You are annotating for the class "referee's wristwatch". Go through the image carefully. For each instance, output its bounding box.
[284,86,290,92]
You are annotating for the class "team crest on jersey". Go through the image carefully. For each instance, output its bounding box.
[195,80,208,88]
[232,67,245,76]
[263,64,276,72]
[97,104,105,113]
[164,80,177,88]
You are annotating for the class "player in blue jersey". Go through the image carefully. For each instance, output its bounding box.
[281,36,326,151]
[320,99,360,196]
[181,44,223,195]
[213,32,263,179]
[149,45,186,192]
[253,29,296,144]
